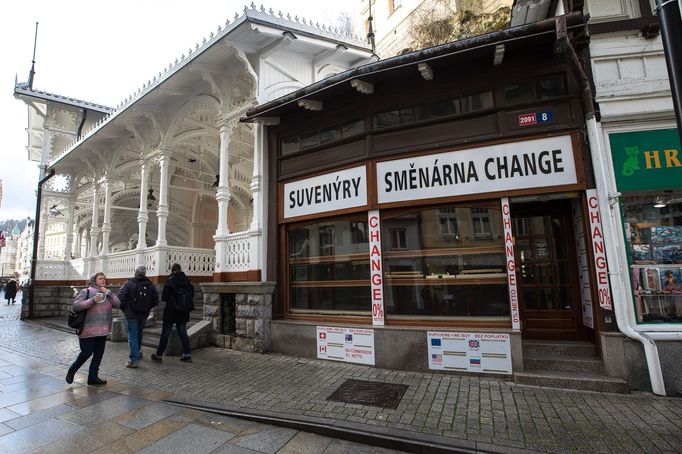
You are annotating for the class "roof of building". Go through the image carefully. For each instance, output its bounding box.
[243,12,585,121]
[13,83,113,113]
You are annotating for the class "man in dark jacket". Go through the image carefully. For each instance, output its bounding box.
[151,263,195,363]
[117,265,158,368]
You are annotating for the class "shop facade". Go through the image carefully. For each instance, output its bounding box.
[245,14,626,388]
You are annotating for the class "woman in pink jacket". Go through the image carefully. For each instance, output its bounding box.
[66,272,121,385]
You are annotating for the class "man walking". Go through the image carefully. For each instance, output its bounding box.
[117,265,158,368]
[151,263,194,363]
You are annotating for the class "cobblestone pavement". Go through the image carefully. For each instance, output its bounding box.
[0,307,681,453]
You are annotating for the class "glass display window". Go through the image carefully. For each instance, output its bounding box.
[381,202,508,318]
[288,216,370,314]
[622,190,682,323]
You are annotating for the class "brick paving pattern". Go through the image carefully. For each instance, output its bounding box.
[0,303,681,453]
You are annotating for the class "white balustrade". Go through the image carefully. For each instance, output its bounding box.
[36,260,66,280]
[224,231,256,272]
[163,246,216,276]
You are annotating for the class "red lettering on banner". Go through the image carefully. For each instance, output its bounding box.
[592,225,603,239]
[594,241,604,254]
[369,216,379,228]
[369,230,380,241]
[507,259,515,272]
[371,258,381,271]
[370,245,380,256]
[590,210,601,223]
[588,196,598,209]
[505,232,512,243]
[506,245,514,257]
[508,273,516,285]
[596,256,606,269]
[502,203,510,215]
[598,270,607,285]
[372,273,382,285]
[373,288,382,300]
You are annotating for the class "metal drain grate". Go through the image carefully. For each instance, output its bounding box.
[327,379,409,409]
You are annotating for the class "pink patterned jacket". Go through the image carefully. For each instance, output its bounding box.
[72,286,121,339]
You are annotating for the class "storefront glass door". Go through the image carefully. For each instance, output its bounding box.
[512,200,583,340]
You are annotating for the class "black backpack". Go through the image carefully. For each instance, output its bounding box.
[67,289,88,331]
[130,280,153,313]
[173,287,193,312]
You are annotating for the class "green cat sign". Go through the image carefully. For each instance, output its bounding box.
[609,128,681,191]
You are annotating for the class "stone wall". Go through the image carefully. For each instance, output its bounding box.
[200,282,275,353]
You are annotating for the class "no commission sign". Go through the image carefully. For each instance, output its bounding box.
[376,135,577,204]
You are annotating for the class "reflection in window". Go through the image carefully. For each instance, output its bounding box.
[288,218,370,313]
[382,204,508,317]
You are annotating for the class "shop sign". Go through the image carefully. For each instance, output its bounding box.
[572,199,594,328]
[427,332,512,374]
[376,135,576,204]
[587,189,612,311]
[368,210,385,326]
[283,165,367,219]
[317,326,375,365]
[501,198,520,330]
[609,128,681,191]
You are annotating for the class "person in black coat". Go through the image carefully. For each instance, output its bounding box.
[151,263,195,363]
[4,279,17,304]
[116,265,158,368]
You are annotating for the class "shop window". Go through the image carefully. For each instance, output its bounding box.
[504,74,567,105]
[389,228,407,249]
[280,118,365,156]
[430,99,460,118]
[461,90,493,113]
[623,190,682,323]
[288,217,370,314]
[388,0,401,16]
[382,203,508,317]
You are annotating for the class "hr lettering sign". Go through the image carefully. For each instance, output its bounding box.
[586,189,612,310]
[376,135,576,204]
[368,210,385,326]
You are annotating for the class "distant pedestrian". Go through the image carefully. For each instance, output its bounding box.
[151,263,195,363]
[117,265,158,368]
[4,279,17,305]
[66,272,121,385]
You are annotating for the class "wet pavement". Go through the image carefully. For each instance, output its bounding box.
[0,298,681,453]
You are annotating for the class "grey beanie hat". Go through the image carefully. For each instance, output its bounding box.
[135,265,146,276]
[88,272,104,286]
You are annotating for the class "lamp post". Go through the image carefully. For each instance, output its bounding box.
[657,0,682,143]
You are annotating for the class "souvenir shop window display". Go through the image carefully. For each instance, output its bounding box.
[623,190,682,322]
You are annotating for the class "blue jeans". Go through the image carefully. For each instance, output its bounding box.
[125,317,146,363]
[156,321,190,356]
[69,336,107,381]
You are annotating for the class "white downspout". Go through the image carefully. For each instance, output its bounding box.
[585,117,667,396]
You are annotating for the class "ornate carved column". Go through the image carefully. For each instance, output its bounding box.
[249,123,263,233]
[89,183,100,257]
[64,196,76,259]
[74,226,82,259]
[155,152,170,247]
[214,120,233,275]
[101,179,112,254]
[137,160,149,250]
[37,200,48,260]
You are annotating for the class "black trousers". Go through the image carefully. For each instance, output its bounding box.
[69,336,107,380]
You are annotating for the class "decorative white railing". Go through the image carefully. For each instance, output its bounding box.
[106,250,139,277]
[225,231,252,271]
[164,247,215,276]
[35,229,259,282]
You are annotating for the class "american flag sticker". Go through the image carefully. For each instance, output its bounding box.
[432,354,442,362]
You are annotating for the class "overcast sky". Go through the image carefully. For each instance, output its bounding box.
[0,0,359,222]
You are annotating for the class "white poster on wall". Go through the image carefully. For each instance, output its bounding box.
[283,165,367,219]
[317,326,375,365]
[586,189,613,310]
[427,332,512,374]
[376,135,576,204]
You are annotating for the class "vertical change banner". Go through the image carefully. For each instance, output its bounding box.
[501,198,520,330]
[368,210,385,326]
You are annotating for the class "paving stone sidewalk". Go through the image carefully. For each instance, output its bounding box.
[1,311,681,453]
